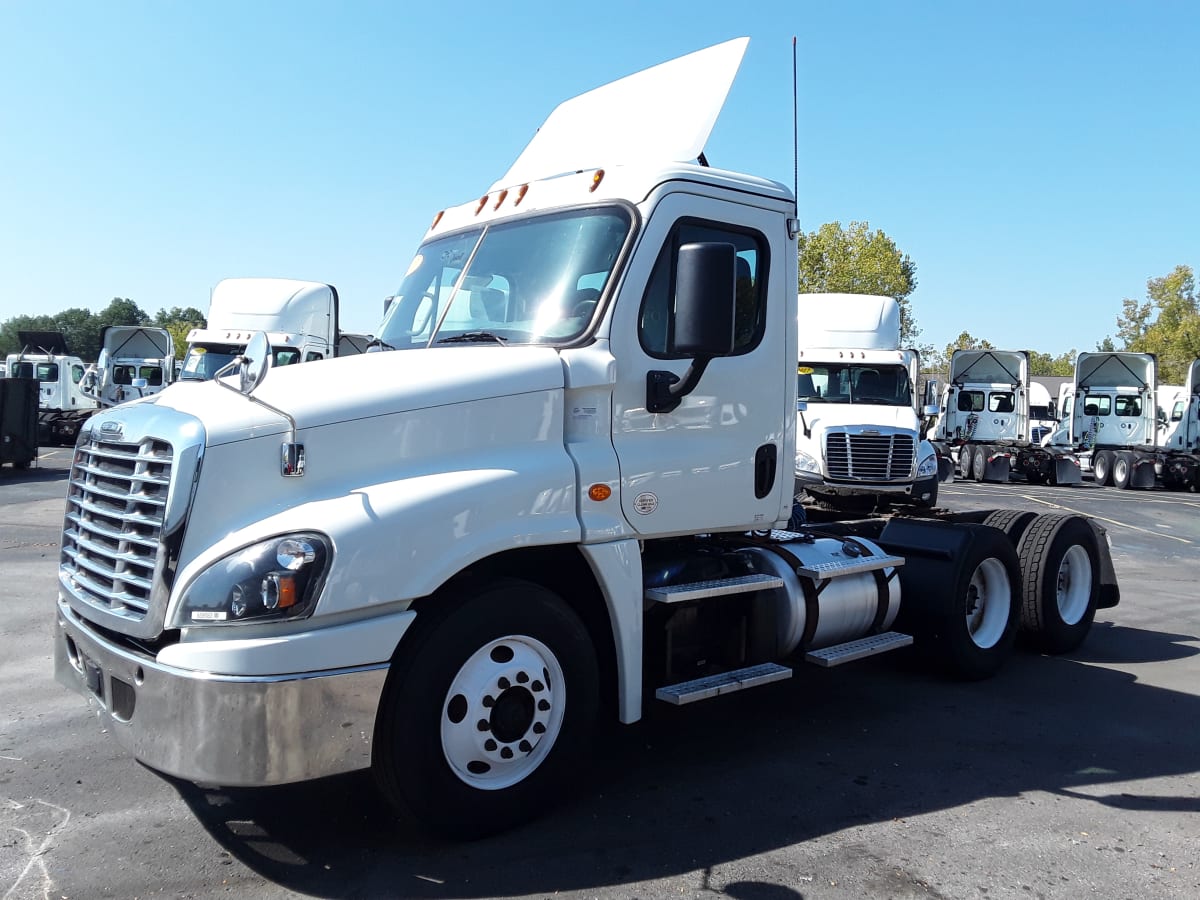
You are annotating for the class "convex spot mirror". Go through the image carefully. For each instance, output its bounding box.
[240,331,271,394]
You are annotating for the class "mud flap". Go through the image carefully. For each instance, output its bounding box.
[1086,520,1121,609]
[1131,459,1157,489]
[1053,456,1082,485]
[983,455,1010,483]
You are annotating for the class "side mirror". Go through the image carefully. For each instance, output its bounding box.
[646,242,737,413]
[383,296,395,315]
[923,404,940,417]
[671,242,736,356]
[239,331,271,394]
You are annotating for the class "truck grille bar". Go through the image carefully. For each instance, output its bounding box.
[61,435,173,620]
[825,432,915,482]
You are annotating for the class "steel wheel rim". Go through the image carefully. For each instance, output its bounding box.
[1114,458,1128,483]
[441,635,565,790]
[965,557,1010,648]
[1056,544,1093,625]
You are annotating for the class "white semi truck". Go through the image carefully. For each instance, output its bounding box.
[54,39,1120,837]
[1045,352,1158,489]
[180,278,366,381]
[793,293,939,509]
[79,325,176,408]
[1148,363,1200,490]
[933,349,1082,485]
[4,331,99,444]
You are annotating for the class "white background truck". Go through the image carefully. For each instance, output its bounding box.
[1151,361,1200,490]
[4,330,99,443]
[180,277,365,381]
[54,39,1120,838]
[793,293,939,509]
[934,349,1081,485]
[1045,351,1158,489]
[80,325,176,407]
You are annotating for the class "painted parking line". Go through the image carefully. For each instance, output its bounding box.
[1014,494,1192,545]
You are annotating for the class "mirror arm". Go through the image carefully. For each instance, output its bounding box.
[214,355,305,476]
[646,357,713,413]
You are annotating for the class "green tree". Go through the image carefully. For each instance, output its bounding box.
[0,314,59,357]
[1028,349,1076,376]
[1115,265,1199,383]
[54,307,101,360]
[153,306,207,358]
[97,297,149,328]
[797,220,921,345]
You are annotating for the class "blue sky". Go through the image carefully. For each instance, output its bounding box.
[1,1,1196,355]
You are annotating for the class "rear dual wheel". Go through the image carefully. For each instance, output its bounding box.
[1016,515,1099,653]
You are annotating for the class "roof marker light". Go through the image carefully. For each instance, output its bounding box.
[514,184,529,206]
[590,169,605,192]
[475,195,488,215]
[430,210,444,230]
[493,189,508,210]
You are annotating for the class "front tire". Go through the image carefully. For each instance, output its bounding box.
[1016,515,1099,653]
[373,579,599,838]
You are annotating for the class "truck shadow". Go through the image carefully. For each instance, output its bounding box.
[168,624,1200,899]
[0,464,70,485]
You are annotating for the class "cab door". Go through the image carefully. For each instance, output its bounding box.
[607,191,790,537]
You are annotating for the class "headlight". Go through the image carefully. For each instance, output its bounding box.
[917,453,938,477]
[795,451,821,474]
[173,533,330,627]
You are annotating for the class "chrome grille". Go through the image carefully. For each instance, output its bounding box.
[825,432,915,481]
[61,435,173,620]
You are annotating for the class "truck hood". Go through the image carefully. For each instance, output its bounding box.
[797,404,919,435]
[152,346,565,446]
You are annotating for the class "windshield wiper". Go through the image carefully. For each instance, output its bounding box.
[435,331,508,345]
[365,337,397,351]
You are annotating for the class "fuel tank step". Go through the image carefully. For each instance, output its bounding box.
[804,631,914,667]
[795,554,905,580]
[644,573,784,604]
[654,662,792,705]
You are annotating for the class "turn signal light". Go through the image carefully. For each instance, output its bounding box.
[588,484,612,501]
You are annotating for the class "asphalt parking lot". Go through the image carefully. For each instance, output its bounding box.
[2,452,1198,899]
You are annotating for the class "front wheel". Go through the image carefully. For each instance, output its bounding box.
[373,579,599,838]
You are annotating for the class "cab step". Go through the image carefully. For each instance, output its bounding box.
[795,554,905,580]
[645,573,783,604]
[804,631,913,667]
[655,662,792,705]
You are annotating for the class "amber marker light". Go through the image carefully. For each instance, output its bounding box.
[514,184,529,205]
[475,195,489,214]
[493,189,509,209]
[430,210,444,230]
[590,169,605,192]
[588,484,612,501]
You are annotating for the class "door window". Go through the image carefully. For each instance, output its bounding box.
[639,219,767,358]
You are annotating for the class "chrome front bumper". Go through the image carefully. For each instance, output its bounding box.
[54,599,388,786]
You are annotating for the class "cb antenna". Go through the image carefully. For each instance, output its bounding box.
[789,36,801,239]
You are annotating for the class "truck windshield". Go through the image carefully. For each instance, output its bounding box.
[180,344,300,380]
[797,363,912,406]
[376,207,631,350]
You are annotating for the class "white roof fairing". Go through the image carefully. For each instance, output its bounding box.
[491,37,750,191]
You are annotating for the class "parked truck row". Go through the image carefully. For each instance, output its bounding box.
[53,38,1121,838]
